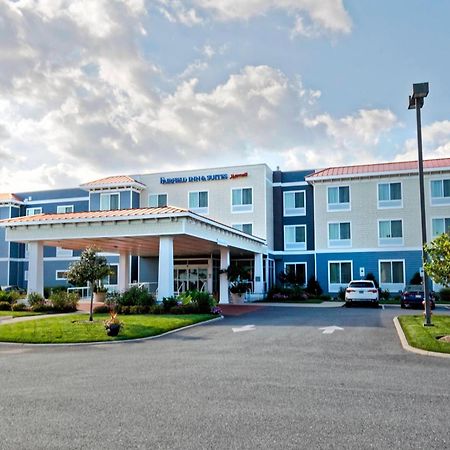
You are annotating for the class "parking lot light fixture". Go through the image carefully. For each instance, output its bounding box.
[408,82,433,327]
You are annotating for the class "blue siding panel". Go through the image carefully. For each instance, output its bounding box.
[132,191,140,208]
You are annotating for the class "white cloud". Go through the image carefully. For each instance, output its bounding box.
[157,0,352,36]
[396,120,450,161]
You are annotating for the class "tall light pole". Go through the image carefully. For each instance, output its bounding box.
[408,82,433,326]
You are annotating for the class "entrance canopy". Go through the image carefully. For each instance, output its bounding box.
[0,206,267,301]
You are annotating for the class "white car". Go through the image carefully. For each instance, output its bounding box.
[345,280,379,307]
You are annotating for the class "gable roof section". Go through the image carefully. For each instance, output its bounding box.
[81,175,146,190]
[306,157,450,182]
[0,193,23,204]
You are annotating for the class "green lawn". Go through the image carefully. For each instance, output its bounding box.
[398,315,450,354]
[0,313,216,344]
[0,311,43,318]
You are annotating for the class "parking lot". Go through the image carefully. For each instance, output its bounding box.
[0,304,449,449]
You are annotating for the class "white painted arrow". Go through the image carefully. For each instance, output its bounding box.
[232,324,256,333]
[319,326,344,334]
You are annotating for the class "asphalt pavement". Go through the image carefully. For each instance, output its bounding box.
[0,305,449,449]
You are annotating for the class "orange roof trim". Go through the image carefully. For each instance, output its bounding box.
[81,175,146,189]
[0,193,22,203]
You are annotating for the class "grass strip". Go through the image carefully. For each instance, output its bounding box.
[398,315,450,354]
[0,313,215,344]
[0,311,43,317]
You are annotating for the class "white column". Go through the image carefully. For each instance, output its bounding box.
[27,241,44,296]
[118,252,130,292]
[207,257,213,293]
[158,236,174,301]
[219,246,230,304]
[254,253,264,294]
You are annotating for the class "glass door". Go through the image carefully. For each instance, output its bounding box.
[174,264,209,294]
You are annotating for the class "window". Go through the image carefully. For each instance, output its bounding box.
[285,263,306,286]
[56,247,73,258]
[284,225,306,250]
[328,222,351,247]
[432,218,450,237]
[380,260,404,285]
[56,270,68,281]
[329,261,352,290]
[327,186,350,211]
[24,270,28,281]
[103,265,118,285]
[26,207,42,216]
[284,191,305,216]
[57,205,74,214]
[100,193,119,211]
[149,193,167,208]
[431,179,450,205]
[232,188,253,212]
[232,223,253,235]
[188,191,208,214]
[378,220,403,245]
[378,182,402,208]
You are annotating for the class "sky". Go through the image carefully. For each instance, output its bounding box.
[0,0,449,192]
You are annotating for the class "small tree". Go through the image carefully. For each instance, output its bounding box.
[67,247,111,321]
[424,232,450,288]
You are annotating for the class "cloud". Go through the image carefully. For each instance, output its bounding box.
[156,0,352,36]
[396,120,450,161]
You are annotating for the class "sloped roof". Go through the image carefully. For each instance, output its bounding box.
[307,157,450,181]
[0,206,187,225]
[0,193,22,203]
[81,175,146,190]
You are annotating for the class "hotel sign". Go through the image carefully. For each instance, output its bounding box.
[160,172,248,184]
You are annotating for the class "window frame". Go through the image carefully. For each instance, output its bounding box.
[284,262,307,287]
[328,260,353,292]
[231,187,253,213]
[327,185,351,212]
[26,207,43,216]
[283,190,306,216]
[56,247,73,258]
[100,192,120,211]
[188,190,209,214]
[327,221,352,248]
[232,223,253,235]
[55,270,68,281]
[283,224,307,251]
[377,181,403,209]
[148,193,168,208]
[430,178,450,206]
[431,217,450,238]
[378,259,405,290]
[378,219,404,246]
[56,205,74,214]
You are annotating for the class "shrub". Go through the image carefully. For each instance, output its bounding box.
[162,296,179,312]
[43,287,51,299]
[409,272,423,285]
[0,301,11,311]
[379,289,390,301]
[170,304,199,314]
[190,290,215,313]
[0,291,20,304]
[117,305,131,315]
[27,292,45,308]
[11,303,27,311]
[93,305,110,314]
[306,276,323,297]
[337,287,346,301]
[49,291,79,313]
[31,304,53,313]
[149,304,165,314]
[117,286,156,307]
[439,288,450,302]
[365,273,379,289]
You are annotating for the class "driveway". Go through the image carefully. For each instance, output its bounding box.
[0,305,449,449]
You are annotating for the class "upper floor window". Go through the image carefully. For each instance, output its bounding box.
[284,191,305,216]
[328,222,351,247]
[100,193,119,211]
[149,193,167,208]
[26,207,42,216]
[57,205,74,214]
[378,219,403,246]
[431,179,450,205]
[232,188,252,213]
[327,186,350,211]
[378,182,402,208]
[189,191,208,214]
[284,225,306,251]
[432,217,450,237]
[232,223,253,235]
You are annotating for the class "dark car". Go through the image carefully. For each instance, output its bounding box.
[400,285,435,309]
[0,285,26,295]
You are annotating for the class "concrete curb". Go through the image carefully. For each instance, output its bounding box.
[393,316,450,359]
[0,315,224,348]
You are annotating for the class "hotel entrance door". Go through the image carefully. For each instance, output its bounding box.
[174,264,208,294]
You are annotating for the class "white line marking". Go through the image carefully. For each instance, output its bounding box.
[319,326,344,334]
[232,324,256,333]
